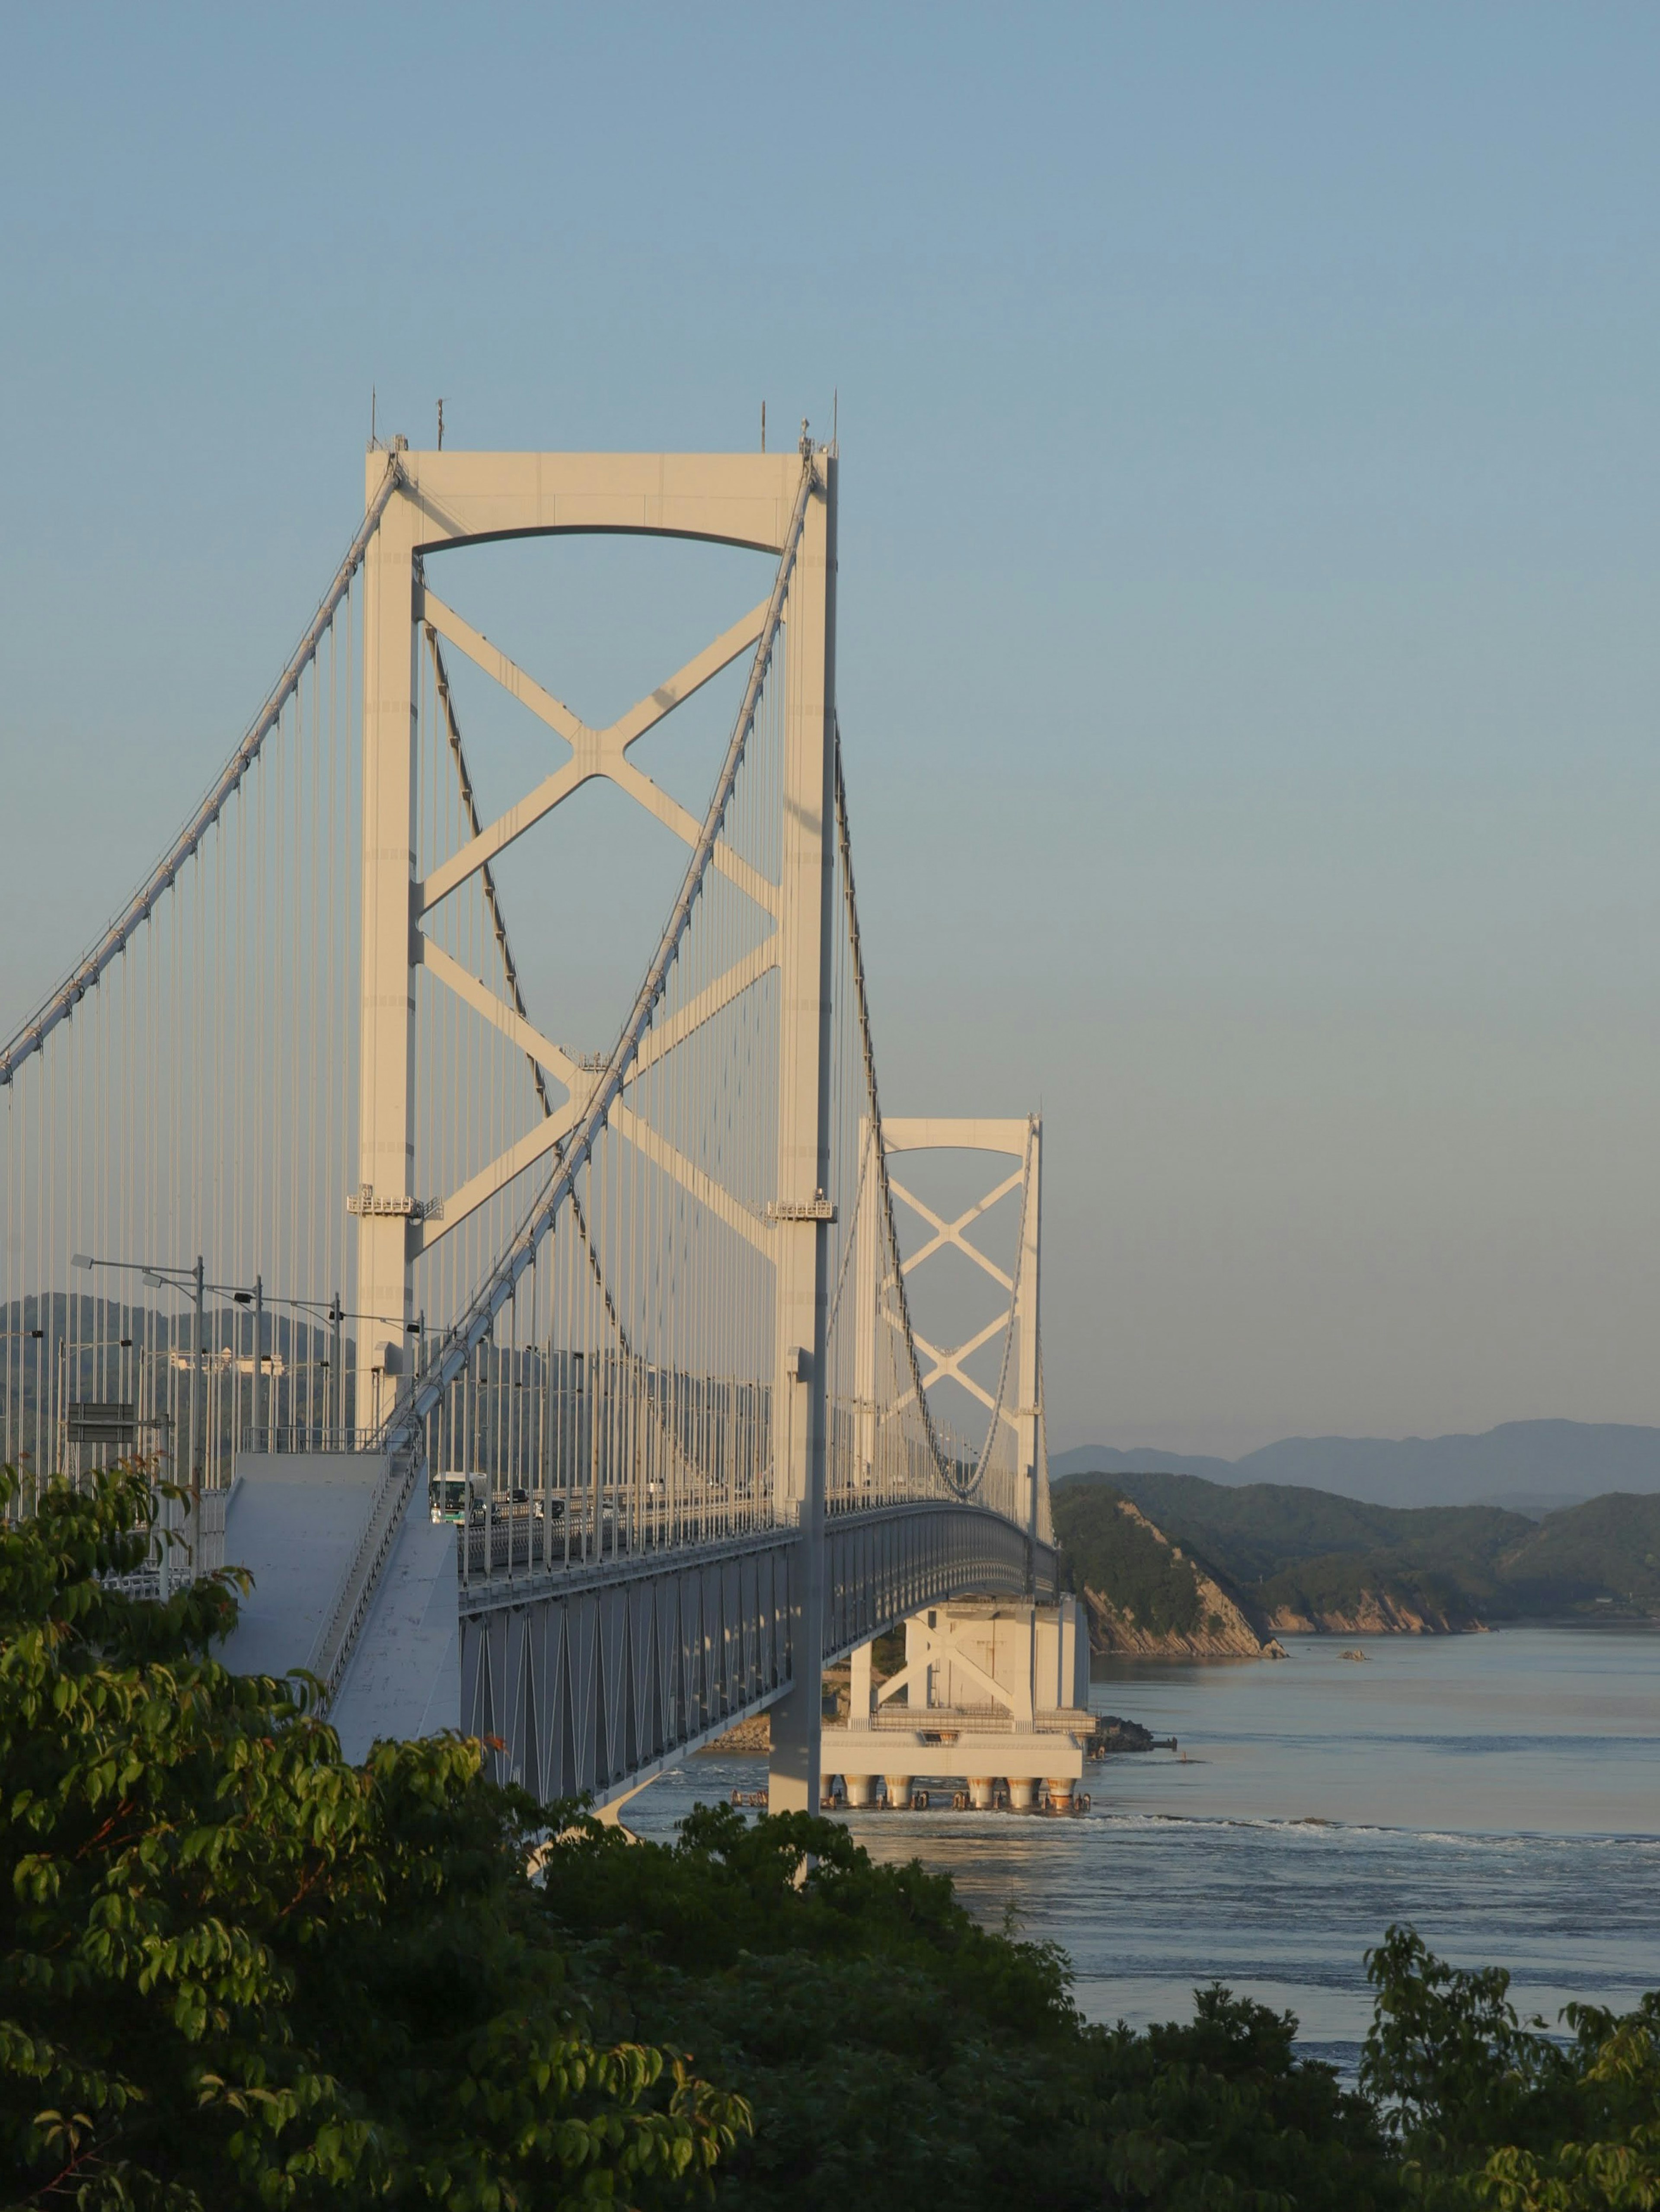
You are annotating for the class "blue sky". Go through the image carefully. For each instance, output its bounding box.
[3,4,1658,1452]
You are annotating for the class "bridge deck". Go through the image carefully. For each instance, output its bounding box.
[453,1502,1057,1806]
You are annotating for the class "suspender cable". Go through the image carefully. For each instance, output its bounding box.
[0,454,402,1087]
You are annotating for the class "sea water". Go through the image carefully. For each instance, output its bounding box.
[620,1625,1660,2067]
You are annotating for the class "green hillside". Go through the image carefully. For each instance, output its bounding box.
[1250,1548,1500,1631]
[1051,1470,1660,1627]
[1498,1491,1660,1613]
[1045,1484,1212,1636]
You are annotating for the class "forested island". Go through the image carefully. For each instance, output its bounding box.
[1053,1472,1660,1654]
[5,1464,1660,2208]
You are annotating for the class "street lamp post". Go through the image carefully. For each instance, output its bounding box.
[72,1256,412,1471]
[253,1274,265,1445]
[67,1252,212,1594]
[192,1256,204,1491]
[230,1286,409,1450]
[74,1252,211,1487]
[228,1275,267,1449]
[246,1288,387,1448]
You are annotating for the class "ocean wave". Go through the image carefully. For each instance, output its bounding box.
[1073,1809,1660,1851]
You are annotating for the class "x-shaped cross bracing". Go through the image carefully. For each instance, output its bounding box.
[417,589,778,919]
[410,591,782,1257]
[872,1611,1019,1716]
[906,1313,1014,1416]
[884,1164,1026,1421]
[891,1168,1023,1291]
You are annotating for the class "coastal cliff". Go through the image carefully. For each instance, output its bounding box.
[1066,1496,1285,1659]
[1262,1587,1486,1634]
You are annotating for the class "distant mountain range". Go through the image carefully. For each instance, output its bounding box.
[1050,1420,1660,1512]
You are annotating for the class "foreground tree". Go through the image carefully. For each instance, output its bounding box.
[539,1803,1395,2212]
[0,1464,746,2209]
[1365,1926,1660,2212]
[0,1462,1400,2212]
[8,1461,1653,2211]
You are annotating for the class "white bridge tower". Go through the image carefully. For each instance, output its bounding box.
[354,444,840,1808]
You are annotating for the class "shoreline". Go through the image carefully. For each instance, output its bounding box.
[1084,1624,1474,1658]
[1086,1611,1660,1661]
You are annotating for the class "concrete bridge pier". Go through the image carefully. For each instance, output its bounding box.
[820,1595,1093,1813]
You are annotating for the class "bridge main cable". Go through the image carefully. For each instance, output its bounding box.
[0,451,405,1087]
[834,723,1038,1510]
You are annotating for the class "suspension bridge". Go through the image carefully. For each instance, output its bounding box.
[0,435,1073,1814]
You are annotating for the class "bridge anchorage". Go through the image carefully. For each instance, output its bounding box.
[0,438,1072,1816]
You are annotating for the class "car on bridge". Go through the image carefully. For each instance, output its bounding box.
[430,1475,567,1528]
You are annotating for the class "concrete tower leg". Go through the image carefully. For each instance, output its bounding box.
[767,448,838,1817]
[355,453,420,1428]
[1015,1118,1043,1550]
[853,1114,878,1491]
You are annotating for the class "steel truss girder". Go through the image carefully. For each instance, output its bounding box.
[459,1533,794,1805]
[458,1506,1058,1807]
[822,1501,1052,1657]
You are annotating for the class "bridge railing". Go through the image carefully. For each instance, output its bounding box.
[444,1377,1037,1591]
[240,1427,381,1454]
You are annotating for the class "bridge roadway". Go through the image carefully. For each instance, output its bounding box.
[455,1502,1059,1806]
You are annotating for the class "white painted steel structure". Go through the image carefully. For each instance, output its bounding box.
[0,439,1058,1811]
[876,1117,1050,1553]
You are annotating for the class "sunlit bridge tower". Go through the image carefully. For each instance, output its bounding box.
[351,442,840,1807]
[0,434,1063,1817]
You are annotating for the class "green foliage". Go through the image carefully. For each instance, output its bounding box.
[539,1805,1393,2212]
[0,1464,746,2210]
[1056,1471,1660,1623]
[1066,1472,1529,1586]
[1498,1495,1660,1616]
[10,1464,1659,2212]
[1048,1486,1209,1634]
[1083,1986,1395,2212]
[1252,1550,1491,1631]
[1363,1926,1660,2211]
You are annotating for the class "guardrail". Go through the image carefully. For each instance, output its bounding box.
[306,1440,422,1710]
[89,1481,227,1600]
[239,1427,380,1454]
[457,1497,784,1581]
[841,1705,1095,1736]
